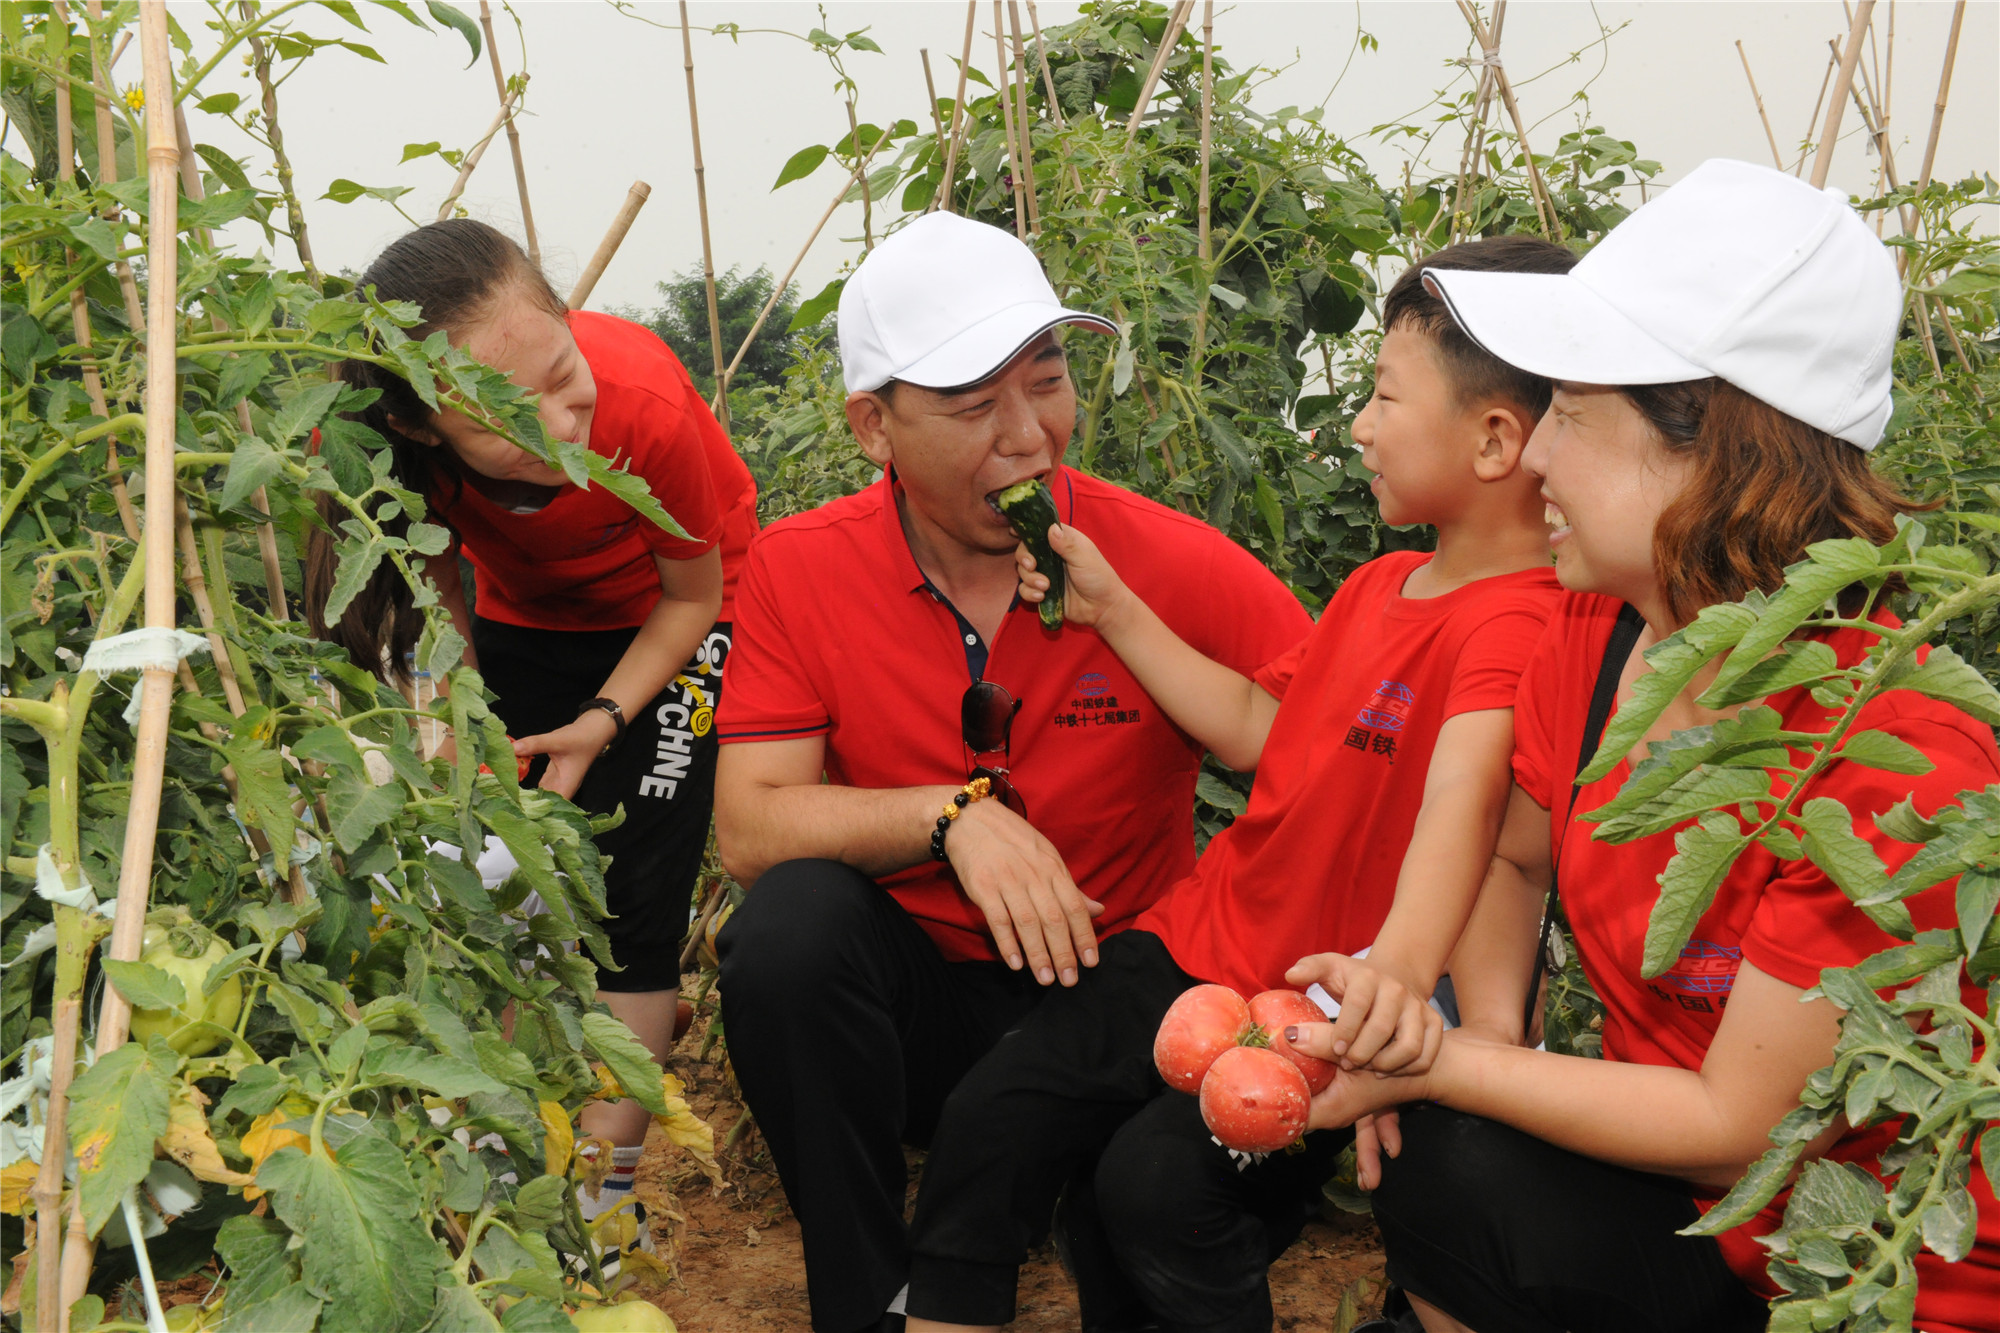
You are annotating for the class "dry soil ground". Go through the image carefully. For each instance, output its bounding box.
[630,1012,1388,1332]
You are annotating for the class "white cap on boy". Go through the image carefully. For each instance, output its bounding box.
[839,212,1115,394]
[1423,158,1901,449]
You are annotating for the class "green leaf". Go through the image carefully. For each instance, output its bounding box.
[1875,794,1944,844]
[327,768,406,854]
[361,1046,504,1098]
[213,351,273,412]
[1923,1178,1979,1263]
[1582,603,1757,784]
[580,1011,668,1115]
[1784,1157,1885,1230]
[772,143,830,190]
[789,277,844,331]
[66,1041,173,1237]
[1959,869,2000,955]
[1699,639,1841,707]
[219,436,287,512]
[195,92,242,115]
[509,1173,568,1231]
[1589,765,1771,843]
[271,379,344,447]
[1199,412,1255,481]
[1885,645,2000,726]
[1207,283,1246,310]
[424,0,481,65]
[102,960,186,1012]
[425,1281,504,1332]
[321,532,388,629]
[498,1298,575,1333]
[261,1133,444,1331]
[223,733,296,855]
[1797,797,1909,937]
[1640,812,1749,978]
[1683,1129,1814,1235]
[547,442,692,540]
[1835,729,1936,776]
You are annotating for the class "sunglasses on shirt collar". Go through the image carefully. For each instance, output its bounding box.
[962,680,1027,817]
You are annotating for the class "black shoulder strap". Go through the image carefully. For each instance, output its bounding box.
[1523,603,1645,1040]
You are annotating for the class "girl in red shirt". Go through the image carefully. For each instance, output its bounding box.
[305,219,756,1228]
[1289,161,1999,1333]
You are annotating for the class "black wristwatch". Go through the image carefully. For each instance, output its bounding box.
[576,697,627,755]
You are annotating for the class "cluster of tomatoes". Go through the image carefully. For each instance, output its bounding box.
[1153,985,1334,1153]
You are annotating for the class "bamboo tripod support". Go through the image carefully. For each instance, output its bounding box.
[1448,0,1505,244]
[436,80,525,222]
[1810,1,1875,189]
[478,0,540,267]
[678,0,729,429]
[1735,41,1785,169]
[1453,0,1556,239]
[58,4,180,1321]
[933,1,978,214]
[993,1,1029,238]
[1091,0,1193,207]
[568,182,653,311]
[1192,0,1214,357]
[1914,0,1965,195]
[1007,1,1040,234]
[921,48,946,156]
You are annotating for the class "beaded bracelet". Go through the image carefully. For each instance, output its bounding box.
[929,776,994,862]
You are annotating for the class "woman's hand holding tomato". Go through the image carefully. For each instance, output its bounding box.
[513,709,620,800]
[1284,951,1443,1075]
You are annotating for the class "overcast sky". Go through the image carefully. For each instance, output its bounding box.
[181,1,1996,315]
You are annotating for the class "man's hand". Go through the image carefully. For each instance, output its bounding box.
[947,799,1104,985]
[1017,523,1130,631]
[1285,952,1443,1075]
[513,709,619,801]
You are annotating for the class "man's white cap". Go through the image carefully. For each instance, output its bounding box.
[1424,158,1900,449]
[839,213,1115,393]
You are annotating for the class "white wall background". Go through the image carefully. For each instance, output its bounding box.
[169,1,1997,313]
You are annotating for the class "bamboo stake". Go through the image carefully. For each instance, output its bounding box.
[241,1,318,288]
[921,47,946,158]
[1882,0,1895,143]
[993,2,1028,238]
[435,80,523,223]
[1915,0,1964,193]
[1090,0,1193,206]
[1735,41,1784,169]
[1836,44,1943,377]
[846,99,876,251]
[933,1,977,214]
[82,1,144,335]
[1025,0,1086,200]
[677,0,728,430]
[1007,1,1040,234]
[62,6,179,1320]
[1454,0,1555,239]
[478,0,539,267]
[1192,0,1214,357]
[567,181,651,311]
[1449,0,1506,244]
[175,102,288,620]
[1793,47,1839,175]
[709,121,897,413]
[51,1,140,546]
[1810,0,1875,189]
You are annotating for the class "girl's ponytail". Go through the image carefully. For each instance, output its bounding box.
[301,219,565,682]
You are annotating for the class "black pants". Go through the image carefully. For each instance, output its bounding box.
[716,860,1044,1333]
[474,616,730,992]
[907,930,1350,1333]
[1373,1103,1768,1333]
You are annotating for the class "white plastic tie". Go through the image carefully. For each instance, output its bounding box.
[34,843,95,911]
[80,628,210,723]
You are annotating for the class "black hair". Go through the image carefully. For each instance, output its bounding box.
[1380,235,1579,419]
[303,219,565,682]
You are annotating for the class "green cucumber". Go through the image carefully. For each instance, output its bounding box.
[997,478,1065,630]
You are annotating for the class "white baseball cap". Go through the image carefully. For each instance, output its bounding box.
[1424,158,1901,449]
[838,212,1115,393]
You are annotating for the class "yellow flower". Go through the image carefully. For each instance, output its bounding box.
[124,87,144,112]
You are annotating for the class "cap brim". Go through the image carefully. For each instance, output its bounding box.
[1423,269,1708,386]
[892,302,1116,391]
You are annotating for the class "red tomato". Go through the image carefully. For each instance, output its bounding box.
[1248,989,1338,1093]
[1199,1045,1310,1153]
[1153,984,1251,1094]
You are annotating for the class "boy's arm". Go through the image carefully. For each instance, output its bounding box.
[1019,522,1284,771]
[1285,707,1518,1072]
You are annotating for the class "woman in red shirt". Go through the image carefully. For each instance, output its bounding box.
[1289,161,1999,1332]
[305,219,757,1227]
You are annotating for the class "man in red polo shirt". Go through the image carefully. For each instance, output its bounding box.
[713,213,1309,1333]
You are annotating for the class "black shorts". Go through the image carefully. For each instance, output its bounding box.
[472,615,729,992]
[1373,1102,1767,1333]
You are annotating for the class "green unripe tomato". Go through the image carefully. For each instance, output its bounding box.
[127,923,242,1056]
[163,1302,210,1332]
[568,1302,676,1333]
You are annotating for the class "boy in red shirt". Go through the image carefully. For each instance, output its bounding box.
[903,235,1575,1333]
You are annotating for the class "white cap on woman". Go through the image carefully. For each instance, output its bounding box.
[1423,158,1901,449]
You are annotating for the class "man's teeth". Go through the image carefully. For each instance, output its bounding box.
[1545,501,1570,530]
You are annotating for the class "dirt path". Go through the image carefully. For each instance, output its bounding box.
[630,1018,1386,1331]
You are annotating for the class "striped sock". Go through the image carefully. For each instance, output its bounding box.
[579,1145,643,1221]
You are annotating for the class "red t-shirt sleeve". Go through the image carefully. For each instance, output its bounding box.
[620,390,725,560]
[715,538,832,744]
[1443,600,1552,720]
[1509,623,1565,808]
[1742,711,2000,990]
[1252,632,1312,701]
